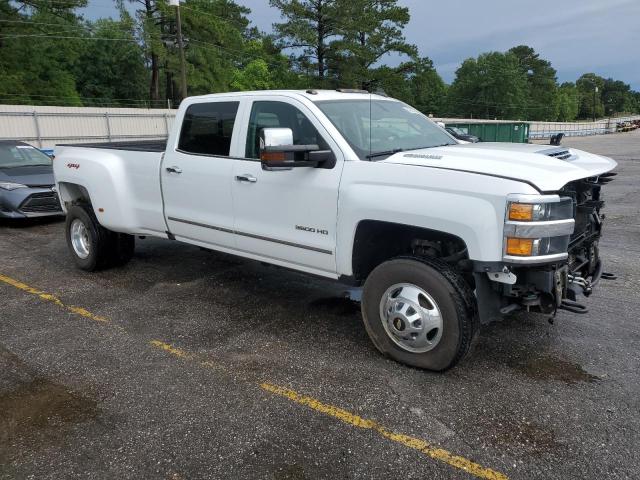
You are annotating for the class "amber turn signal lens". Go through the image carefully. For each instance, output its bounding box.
[260,151,286,162]
[508,203,534,221]
[506,237,534,256]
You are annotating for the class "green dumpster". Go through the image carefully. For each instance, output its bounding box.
[445,122,529,143]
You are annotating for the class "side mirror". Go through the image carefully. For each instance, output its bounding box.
[260,128,336,170]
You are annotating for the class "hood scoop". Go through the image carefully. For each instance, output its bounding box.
[540,147,574,161]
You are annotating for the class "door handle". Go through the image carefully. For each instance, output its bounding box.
[166,166,182,174]
[235,174,257,183]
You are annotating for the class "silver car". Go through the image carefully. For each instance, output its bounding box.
[0,140,63,219]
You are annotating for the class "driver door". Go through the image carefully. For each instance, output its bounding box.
[231,98,343,277]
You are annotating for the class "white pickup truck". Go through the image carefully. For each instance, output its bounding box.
[54,90,617,371]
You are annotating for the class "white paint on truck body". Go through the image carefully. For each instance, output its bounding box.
[53,90,617,280]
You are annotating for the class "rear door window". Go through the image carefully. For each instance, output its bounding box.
[178,101,239,156]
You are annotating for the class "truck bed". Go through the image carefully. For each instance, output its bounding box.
[56,139,167,152]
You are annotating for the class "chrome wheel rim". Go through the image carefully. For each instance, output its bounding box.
[379,283,443,353]
[70,218,91,259]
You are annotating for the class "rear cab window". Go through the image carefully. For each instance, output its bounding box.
[178,102,240,156]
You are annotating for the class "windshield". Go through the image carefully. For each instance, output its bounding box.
[0,144,52,168]
[315,99,456,160]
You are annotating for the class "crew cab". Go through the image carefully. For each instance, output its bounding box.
[53,90,617,371]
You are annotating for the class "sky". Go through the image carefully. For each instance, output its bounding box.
[82,0,640,90]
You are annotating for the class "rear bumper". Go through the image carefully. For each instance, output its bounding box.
[0,187,63,219]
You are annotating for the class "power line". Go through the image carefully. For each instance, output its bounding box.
[0,33,140,41]
[179,4,250,30]
[0,26,299,72]
[0,18,136,32]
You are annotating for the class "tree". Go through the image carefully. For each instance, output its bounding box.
[331,0,416,89]
[631,91,640,114]
[601,78,633,116]
[0,0,87,106]
[130,0,163,102]
[508,45,558,121]
[175,0,250,97]
[75,16,148,106]
[446,52,529,119]
[377,57,446,115]
[576,73,605,120]
[556,82,579,121]
[230,38,305,91]
[270,0,340,82]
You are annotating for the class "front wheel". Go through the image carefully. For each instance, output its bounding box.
[65,204,134,271]
[361,256,478,371]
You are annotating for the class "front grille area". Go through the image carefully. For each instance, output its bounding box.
[561,173,616,276]
[19,191,62,214]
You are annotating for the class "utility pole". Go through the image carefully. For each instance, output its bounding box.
[170,0,188,101]
[593,85,598,123]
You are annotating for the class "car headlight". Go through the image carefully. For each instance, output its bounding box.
[0,182,28,191]
[507,198,573,221]
[504,195,574,262]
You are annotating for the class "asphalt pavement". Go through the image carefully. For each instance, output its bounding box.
[1,130,639,479]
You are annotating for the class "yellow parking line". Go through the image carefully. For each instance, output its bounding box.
[149,340,193,359]
[261,383,508,480]
[0,273,108,323]
[0,272,508,479]
[149,340,508,480]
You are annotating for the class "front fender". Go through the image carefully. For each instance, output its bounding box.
[335,161,539,276]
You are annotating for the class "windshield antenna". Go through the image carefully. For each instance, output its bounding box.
[369,92,372,161]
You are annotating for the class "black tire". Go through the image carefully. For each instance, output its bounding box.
[361,256,479,371]
[65,204,134,271]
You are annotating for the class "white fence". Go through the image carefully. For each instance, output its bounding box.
[1,105,639,149]
[0,105,176,149]
[527,116,640,139]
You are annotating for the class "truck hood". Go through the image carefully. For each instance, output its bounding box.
[382,142,617,191]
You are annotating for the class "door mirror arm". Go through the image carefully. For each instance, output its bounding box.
[260,149,336,171]
[259,127,336,171]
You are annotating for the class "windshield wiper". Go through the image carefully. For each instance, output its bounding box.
[365,148,404,159]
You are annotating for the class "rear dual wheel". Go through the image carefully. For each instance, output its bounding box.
[65,204,134,271]
[361,256,479,371]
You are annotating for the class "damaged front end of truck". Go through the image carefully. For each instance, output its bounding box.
[475,170,617,323]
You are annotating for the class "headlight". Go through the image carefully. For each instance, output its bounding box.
[507,198,573,221]
[0,182,28,191]
[504,195,574,263]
